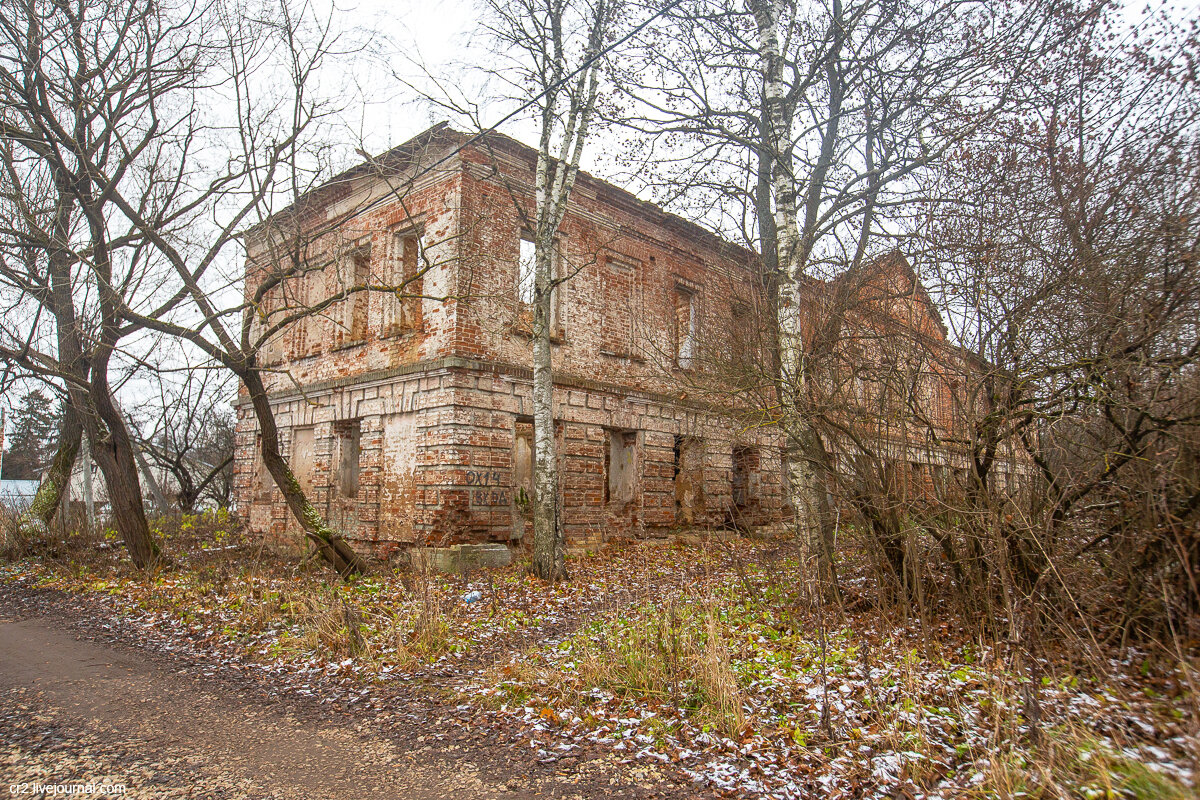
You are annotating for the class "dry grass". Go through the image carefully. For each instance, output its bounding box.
[491,598,747,739]
[381,567,453,666]
[6,532,1194,798]
[280,589,369,659]
[971,724,1194,799]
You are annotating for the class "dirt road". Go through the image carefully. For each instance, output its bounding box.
[0,592,695,799]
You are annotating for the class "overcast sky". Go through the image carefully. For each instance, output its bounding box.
[332,0,1200,180]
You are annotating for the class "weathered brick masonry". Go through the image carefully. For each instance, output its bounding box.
[235,124,783,555]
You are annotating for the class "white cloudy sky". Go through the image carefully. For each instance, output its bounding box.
[332,0,1200,177]
[315,0,616,173]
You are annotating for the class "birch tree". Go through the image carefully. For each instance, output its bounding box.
[754,0,1064,592]
[478,0,621,581]
[610,0,1060,593]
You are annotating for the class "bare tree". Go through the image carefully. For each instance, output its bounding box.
[0,0,210,565]
[454,0,623,580]
[0,0,379,575]
[133,363,236,514]
[913,3,1200,638]
[607,0,1063,595]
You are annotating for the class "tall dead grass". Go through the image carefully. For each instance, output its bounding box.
[508,599,746,738]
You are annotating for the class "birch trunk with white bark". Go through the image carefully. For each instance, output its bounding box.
[750,0,836,590]
[530,229,565,579]
[526,0,610,581]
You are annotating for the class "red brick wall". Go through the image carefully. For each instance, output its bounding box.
[234,131,785,553]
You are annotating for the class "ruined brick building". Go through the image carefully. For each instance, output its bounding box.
[799,254,1033,504]
[233,124,1026,556]
[235,124,784,555]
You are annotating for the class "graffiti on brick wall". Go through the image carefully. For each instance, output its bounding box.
[466,470,509,506]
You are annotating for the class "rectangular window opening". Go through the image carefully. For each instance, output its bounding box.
[346,249,371,342]
[517,237,536,307]
[513,420,535,512]
[336,420,361,499]
[392,232,422,333]
[673,435,703,523]
[674,287,697,369]
[732,446,758,510]
[604,429,637,507]
[515,236,566,337]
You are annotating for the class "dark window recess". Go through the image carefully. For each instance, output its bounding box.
[673,434,704,523]
[732,446,758,510]
[346,250,371,342]
[336,420,361,499]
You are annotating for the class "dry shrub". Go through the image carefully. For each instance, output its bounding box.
[697,608,746,736]
[279,585,369,659]
[570,601,746,739]
[384,565,452,665]
[0,504,18,556]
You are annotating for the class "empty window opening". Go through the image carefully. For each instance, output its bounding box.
[517,237,536,307]
[673,435,704,524]
[604,429,638,506]
[346,249,371,342]
[732,446,758,510]
[674,287,697,369]
[392,231,422,333]
[516,236,566,336]
[336,420,361,499]
[513,420,534,511]
[845,454,862,484]
[672,435,682,483]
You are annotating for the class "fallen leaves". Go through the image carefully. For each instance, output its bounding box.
[1,536,1196,800]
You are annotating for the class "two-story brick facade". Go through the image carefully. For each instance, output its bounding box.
[234,124,784,556]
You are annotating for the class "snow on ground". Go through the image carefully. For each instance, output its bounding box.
[2,527,1195,799]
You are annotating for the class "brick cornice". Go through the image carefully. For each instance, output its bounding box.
[240,355,767,418]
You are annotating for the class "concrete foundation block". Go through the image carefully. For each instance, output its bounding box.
[414,543,512,573]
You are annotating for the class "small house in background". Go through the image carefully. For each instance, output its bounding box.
[0,479,39,515]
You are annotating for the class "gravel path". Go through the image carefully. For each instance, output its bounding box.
[0,591,700,799]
